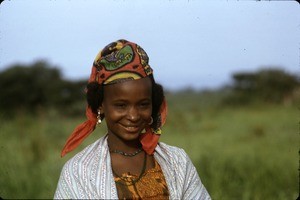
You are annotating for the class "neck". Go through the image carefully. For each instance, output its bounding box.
[107,132,142,152]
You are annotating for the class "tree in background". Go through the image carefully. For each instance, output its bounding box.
[223,68,300,105]
[0,60,86,116]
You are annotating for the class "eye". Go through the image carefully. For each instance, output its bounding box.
[140,101,151,108]
[114,103,126,109]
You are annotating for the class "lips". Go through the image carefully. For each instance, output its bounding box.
[125,126,139,132]
[120,124,140,133]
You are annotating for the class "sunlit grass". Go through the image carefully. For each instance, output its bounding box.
[0,94,298,199]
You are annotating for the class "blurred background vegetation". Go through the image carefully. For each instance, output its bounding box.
[0,61,299,199]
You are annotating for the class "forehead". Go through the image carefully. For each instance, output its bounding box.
[103,77,152,101]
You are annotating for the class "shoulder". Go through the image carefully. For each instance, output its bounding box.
[156,143,211,199]
[61,135,107,175]
[155,142,193,172]
[156,142,189,161]
[155,142,199,178]
[55,135,113,199]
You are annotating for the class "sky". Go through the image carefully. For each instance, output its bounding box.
[0,0,299,90]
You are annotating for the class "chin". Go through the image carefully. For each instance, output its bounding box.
[122,131,141,141]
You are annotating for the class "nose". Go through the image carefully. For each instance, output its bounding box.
[127,106,140,122]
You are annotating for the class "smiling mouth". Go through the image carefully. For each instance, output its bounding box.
[120,124,140,133]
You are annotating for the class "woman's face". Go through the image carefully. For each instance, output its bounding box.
[101,77,152,142]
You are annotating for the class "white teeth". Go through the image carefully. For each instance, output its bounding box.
[127,127,136,130]
[120,124,140,132]
[123,125,139,132]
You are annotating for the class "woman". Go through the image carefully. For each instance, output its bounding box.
[54,39,211,199]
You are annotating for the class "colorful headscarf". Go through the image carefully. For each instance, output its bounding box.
[61,39,167,157]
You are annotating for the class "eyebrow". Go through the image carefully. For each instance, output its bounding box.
[111,98,151,103]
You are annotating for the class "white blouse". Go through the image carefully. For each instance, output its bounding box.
[54,135,211,199]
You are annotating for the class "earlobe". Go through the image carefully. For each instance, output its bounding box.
[99,105,104,114]
[99,102,106,116]
[97,106,105,123]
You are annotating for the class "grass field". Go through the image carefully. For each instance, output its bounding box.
[0,92,298,199]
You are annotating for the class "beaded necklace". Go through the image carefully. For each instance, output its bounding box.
[110,148,143,157]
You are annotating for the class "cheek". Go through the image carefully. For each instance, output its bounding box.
[141,108,153,119]
[104,108,124,121]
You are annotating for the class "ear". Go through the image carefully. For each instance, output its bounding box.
[98,102,104,113]
[98,104,105,120]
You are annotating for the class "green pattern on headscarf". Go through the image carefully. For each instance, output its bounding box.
[98,45,134,71]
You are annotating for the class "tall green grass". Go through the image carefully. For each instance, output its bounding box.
[0,94,298,199]
[162,93,298,199]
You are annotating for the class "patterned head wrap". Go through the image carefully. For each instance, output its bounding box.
[61,39,167,157]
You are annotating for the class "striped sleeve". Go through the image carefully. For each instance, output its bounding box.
[155,143,211,200]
